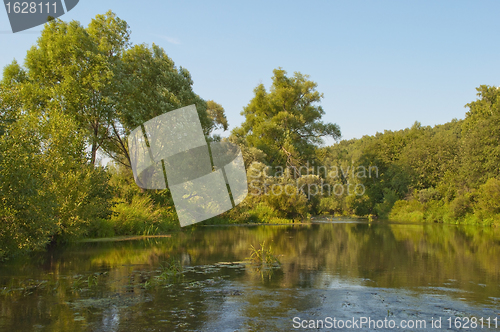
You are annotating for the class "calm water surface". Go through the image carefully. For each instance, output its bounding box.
[0,220,499,331]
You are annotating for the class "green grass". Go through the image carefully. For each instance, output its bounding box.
[248,241,281,266]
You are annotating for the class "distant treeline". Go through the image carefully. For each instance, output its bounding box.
[224,85,500,227]
[315,96,500,224]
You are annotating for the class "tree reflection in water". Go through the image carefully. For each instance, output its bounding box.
[0,221,499,331]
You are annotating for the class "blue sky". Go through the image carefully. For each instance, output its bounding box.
[1,0,499,142]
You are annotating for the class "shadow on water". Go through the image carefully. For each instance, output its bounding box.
[0,221,499,331]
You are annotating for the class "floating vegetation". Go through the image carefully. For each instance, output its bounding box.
[0,261,246,299]
[151,257,184,286]
[68,293,152,311]
[141,259,246,290]
[0,278,62,297]
[71,273,104,293]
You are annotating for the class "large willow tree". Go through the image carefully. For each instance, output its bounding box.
[18,11,227,166]
[232,68,340,169]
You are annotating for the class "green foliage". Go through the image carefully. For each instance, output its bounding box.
[0,105,114,256]
[243,161,310,222]
[108,43,228,167]
[0,114,57,258]
[422,200,448,223]
[248,241,280,266]
[475,178,500,216]
[259,186,309,220]
[315,88,499,226]
[86,218,115,238]
[37,109,114,242]
[389,200,425,223]
[108,164,143,203]
[374,188,399,218]
[157,258,184,281]
[247,241,282,281]
[460,86,500,188]
[110,195,176,235]
[345,194,372,216]
[417,187,441,203]
[7,11,227,170]
[318,196,343,215]
[0,11,231,258]
[248,203,278,222]
[2,8,500,262]
[23,13,128,165]
[232,68,340,168]
[449,193,473,219]
[106,164,178,235]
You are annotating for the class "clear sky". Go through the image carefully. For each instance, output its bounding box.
[1,0,499,143]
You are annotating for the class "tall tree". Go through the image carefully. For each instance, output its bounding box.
[15,12,227,166]
[24,11,130,165]
[107,43,228,167]
[460,85,500,188]
[232,68,340,169]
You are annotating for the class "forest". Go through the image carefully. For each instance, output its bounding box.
[1,12,499,260]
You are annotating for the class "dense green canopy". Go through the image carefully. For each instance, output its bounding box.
[232,68,341,168]
[0,11,227,258]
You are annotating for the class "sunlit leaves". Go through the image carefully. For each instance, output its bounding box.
[233,68,341,168]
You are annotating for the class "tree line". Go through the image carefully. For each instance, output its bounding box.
[1,11,499,259]
[225,76,500,227]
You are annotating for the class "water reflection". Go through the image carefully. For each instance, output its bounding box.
[0,222,499,331]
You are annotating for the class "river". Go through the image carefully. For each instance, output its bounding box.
[1,219,499,331]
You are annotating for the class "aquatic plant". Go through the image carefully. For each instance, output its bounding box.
[159,258,183,277]
[87,275,99,287]
[247,241,282,281]
[248,241,281,266]
[141,257,186,288]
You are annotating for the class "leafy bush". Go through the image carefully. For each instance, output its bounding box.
[110,195,177,235]
[244,161,309,221]
[475,178,500,215]
[389,200,425,222]
[86,218,115,238]
[108,164,143,204]
[423,200,447,223]
[260,185,309,220]
[318,196,343,215]
[418,187,441,203]
[345,194,372,216]
[449,194,473,219]
[374,188,399,218]
[248,203,278,222]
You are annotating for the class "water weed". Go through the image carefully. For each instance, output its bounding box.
[248,241,281,266]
